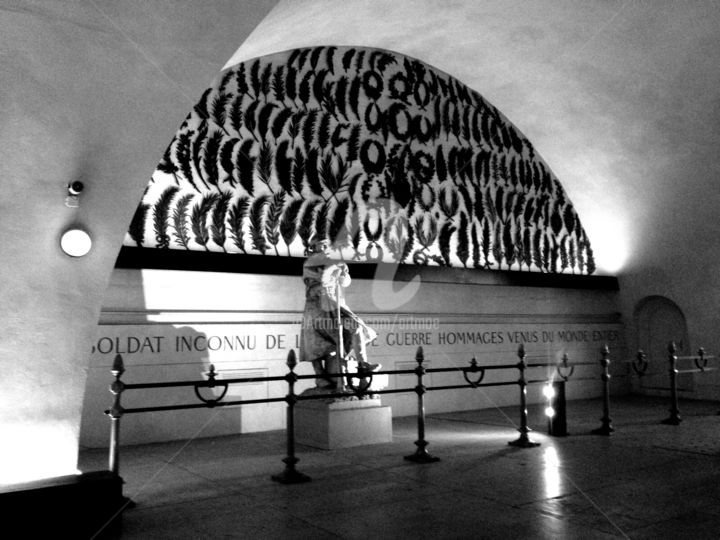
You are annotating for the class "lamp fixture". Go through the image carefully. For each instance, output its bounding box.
[65,181,84,208]
[60,228,92,257]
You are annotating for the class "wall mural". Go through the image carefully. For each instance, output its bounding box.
[125,45,595,274]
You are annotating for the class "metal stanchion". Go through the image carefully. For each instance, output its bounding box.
[702,348,720,417]
[106,354,125,476]
[272,350,311,483]
[633,350,649,377]
[546,379,567,437]
[508,344,540,448]
[661,341,682,425]
[405,346,440,463]
[592,345,614,435]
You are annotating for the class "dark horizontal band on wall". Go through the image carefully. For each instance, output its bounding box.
[115,246,619,291]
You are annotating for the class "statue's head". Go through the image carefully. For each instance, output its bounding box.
[308,238,331,255]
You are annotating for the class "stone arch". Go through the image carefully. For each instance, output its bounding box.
[125,45,595,274]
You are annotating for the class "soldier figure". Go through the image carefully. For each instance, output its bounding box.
[299,239,379,391]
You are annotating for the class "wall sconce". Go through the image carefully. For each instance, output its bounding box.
[60,228,92,257]
[65,181,84,208]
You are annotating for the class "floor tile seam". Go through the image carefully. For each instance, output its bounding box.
[163,459,224,483]
[123,489,257,514]
[226,458,430,486]
[263,488,448,523]
[475,500,629,537]
[552,468,681,497]
[551,467,631,493]
[533,490,641,538]
[330,460,462,490]
[603,416,720,430]
[627,447,720,467]
[610,508,720,536]
[195,470,298,495]
[517,495,609,528]
[553,457,685,478]
[379,466,532,504]
[275,498,487,539]
[478,491,580,510]
[121,460,249,507]
[366,462,482,493]
[626,514,720,539]
[511,471,663,513]
[583,438,700,459]
[527,505,644,539]
[246,467,467,506]
[283,514,350,540]
[525,479,708,517]
[650,444,720,458]
[333,458,440,478]
[153,457,257,487]
[118,457,202,478]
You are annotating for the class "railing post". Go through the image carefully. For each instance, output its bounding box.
[404,346,440,463]
[633,350,649,378]
[273,350,311,483]
[662,341,682,425]
[592,345,614,435]
[695,347,707,371]
[546,379,567,437]
[508,344,540,448]
[106,354,125,476]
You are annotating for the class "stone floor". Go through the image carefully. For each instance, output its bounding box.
[79,395,720,539]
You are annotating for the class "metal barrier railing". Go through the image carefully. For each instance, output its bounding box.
[634,342,718,425]
[104,341,714,486]
[542,341,717,432]
[106,345,581,482]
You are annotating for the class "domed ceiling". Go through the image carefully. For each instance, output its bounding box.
[125,45,595,274]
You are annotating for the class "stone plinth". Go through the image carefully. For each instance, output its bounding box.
[295,397,392,450]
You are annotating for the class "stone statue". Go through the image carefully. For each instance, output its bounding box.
[299,239,379,391]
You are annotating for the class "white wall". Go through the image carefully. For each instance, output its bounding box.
[228,0,720,387]
[80,266,624,447]
[0,0,277,484]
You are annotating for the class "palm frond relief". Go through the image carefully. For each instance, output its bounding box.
[125,45,595,274]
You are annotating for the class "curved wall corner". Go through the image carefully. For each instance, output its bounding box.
[0,1,277,485]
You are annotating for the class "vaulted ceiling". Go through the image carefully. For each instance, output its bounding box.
[224,0,720,278]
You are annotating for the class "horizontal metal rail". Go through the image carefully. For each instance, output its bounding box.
[428,381,519,392]
[123,396,288,414]
[123,373,316,390]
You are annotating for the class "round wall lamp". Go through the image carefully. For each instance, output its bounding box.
[60,228,92,257]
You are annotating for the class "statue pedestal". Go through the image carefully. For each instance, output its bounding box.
[295,398,392,450]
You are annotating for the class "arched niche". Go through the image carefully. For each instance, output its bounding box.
[124,45,595,275]
[633,295,691,394]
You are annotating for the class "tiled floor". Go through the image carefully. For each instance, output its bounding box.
[79,395,720,539]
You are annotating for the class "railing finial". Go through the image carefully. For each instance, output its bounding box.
[286,349,297,370]
[111,353,125,377]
